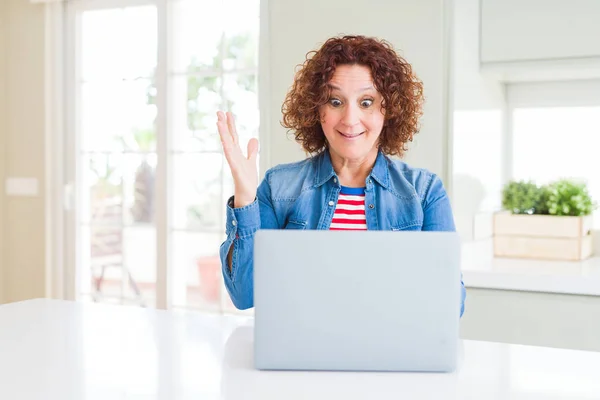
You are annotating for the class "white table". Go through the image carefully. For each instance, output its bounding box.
[461,239,600,296]
[1,299,600,399]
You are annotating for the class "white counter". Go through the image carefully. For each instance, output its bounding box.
[461,240,600,296]
[1,299,600,399]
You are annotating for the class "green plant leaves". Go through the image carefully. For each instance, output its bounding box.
[502,179,597,216]
[501,180,541,214]
[546,179,596,216]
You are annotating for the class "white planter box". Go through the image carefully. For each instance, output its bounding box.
[493,211,594,261]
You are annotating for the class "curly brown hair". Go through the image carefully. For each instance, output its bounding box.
[281,35,424,157]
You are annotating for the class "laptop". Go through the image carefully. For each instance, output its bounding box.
[253,230,462,372]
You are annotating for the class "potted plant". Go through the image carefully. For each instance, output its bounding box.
[186,188,222,305]
[494,179,597,260]
[501,180,543,215]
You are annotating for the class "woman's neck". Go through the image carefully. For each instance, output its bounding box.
[329,148,377,188]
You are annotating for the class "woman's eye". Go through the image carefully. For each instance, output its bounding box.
[360,99,374,108]
[329,98,342,107]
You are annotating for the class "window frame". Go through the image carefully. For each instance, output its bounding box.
[505,79,600,252]
[62,0,266,312]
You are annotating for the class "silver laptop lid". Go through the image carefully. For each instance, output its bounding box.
[253,230,461,372]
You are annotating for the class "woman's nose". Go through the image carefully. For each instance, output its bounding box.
[341,103,361,128]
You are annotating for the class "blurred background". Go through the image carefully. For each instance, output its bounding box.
[1,0,599,352]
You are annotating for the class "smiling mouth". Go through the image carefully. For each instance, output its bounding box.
[338,131,364,138]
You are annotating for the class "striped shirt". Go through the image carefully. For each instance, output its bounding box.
[330,186,367,231]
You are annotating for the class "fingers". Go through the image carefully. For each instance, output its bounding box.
[247,138,259,161]
[226,112,239,144]
[216,111,234,151]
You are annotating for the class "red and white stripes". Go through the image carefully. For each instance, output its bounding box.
[330,188,367,231]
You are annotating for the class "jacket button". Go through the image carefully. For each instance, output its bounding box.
[328,201,335,206]
[368,204,375,209]
[232,220,237,226]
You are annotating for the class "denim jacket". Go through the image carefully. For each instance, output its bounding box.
[220,150,466,316]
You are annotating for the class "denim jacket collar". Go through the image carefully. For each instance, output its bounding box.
[313,149,391,189]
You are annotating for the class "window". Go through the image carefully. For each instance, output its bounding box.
[508,81,600,229]
[67,0,259,313]
[453,80,600,245]
[512,106,600,225]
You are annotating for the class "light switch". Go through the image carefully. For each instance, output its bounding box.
[5,177,39,197]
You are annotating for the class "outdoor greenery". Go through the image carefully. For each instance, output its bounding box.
[89,31,256,227]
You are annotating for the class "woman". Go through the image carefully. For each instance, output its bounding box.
[216,35,465,315]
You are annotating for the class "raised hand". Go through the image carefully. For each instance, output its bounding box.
[216,111,259,208]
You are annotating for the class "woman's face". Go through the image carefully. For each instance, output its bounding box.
[319,64,385,162]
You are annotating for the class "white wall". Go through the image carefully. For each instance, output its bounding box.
[262,0,451,181]
[451,0,505,241]
[507,79,600,108]
[453,0,505,111]
[481,0,600,63]
[479,0,600,82]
